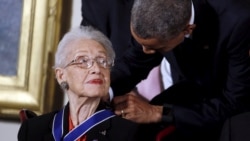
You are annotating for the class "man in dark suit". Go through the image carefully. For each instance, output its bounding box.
[111,0,250,140]
[81,0,250,140]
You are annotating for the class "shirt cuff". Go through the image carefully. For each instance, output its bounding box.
[109,87,114,101]
[161,104,174,123]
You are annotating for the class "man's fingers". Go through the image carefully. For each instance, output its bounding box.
[112,95,127,105]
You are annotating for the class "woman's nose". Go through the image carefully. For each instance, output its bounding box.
[89,61,101,73]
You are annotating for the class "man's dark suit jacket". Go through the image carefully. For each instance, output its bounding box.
[219,112,250,141]
[18,103,138,141]
[81,0,250,140]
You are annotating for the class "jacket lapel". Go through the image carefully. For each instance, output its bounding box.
[164,50,185,84]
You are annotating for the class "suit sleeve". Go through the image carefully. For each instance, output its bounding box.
[219,112,250,141]
[17,121,28,141]
[219,118,231,141]
[111,39,163,96]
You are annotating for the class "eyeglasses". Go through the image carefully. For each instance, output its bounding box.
[64,55,114,69]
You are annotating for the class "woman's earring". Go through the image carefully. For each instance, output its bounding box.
[60,81,69,90]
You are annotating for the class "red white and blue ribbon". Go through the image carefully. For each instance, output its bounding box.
[52,108,115,141]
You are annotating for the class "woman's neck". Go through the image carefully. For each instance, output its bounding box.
[69,97,100,127]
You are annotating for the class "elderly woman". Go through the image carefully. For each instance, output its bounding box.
[18,26,138,141]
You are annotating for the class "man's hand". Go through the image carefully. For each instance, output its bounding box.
[112,91,163,123]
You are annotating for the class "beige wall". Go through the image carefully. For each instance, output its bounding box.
[0,0,81,140]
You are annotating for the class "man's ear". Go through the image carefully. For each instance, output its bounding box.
[183,24,196,36]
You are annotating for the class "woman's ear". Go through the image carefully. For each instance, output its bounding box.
[55,68,65,84]
[183,24,196,36]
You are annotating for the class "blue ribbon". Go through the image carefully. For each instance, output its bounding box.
[53,107,115,141]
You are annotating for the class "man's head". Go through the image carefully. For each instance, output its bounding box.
[131,0,195,54]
